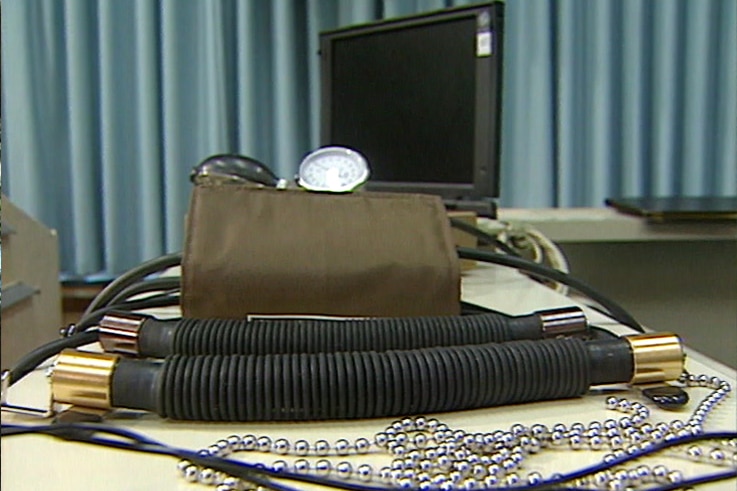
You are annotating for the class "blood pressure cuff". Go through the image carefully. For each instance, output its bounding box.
[181,185,461,318]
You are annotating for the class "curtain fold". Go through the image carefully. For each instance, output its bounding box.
[502,0,556,206]
[619,0,647,197]
[98,0,165,270]
[2,0,735,277]
[500,0,737,207]
[715,0,737,194]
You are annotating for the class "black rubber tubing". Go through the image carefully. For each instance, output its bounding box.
[134,309,585,357]
[110,336,633,421]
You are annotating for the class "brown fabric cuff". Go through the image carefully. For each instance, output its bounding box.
[182,185,460,318]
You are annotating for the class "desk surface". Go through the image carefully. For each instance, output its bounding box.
[2,265,736,490]
[495,207,737,243]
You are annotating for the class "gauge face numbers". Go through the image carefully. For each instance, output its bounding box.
[298,147,370,193]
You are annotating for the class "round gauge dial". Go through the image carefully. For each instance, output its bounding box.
[297,147,370,193]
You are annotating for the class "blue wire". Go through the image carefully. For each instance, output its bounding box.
[2,423,735,491]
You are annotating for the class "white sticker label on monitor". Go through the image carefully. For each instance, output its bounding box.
[477,31,492,57]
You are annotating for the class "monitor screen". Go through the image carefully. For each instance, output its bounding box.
[320,2,504,208]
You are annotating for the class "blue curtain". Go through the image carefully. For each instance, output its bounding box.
[2,0,735,277]
[502,0,737,207]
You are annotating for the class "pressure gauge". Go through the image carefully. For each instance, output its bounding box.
[297,146,370,193]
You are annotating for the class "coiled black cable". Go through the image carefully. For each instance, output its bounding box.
[457,247,643,332]
[9,230,643,389]
[82,252,182,317]
[105,337,638,421]
[7,295,178,387]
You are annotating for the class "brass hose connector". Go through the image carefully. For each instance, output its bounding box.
[625,333,684,384]
[51,350,119,409]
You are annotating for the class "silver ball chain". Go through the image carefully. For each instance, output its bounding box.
[176,372,736,491]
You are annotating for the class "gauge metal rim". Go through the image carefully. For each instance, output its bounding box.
[297,146,370,192]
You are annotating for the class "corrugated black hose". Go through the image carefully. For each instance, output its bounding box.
[102,336,634,421]
[99,307,587,357]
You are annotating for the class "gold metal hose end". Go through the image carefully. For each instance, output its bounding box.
[51,350,119,409]
[98,312,146,355]
[625,333,684,385]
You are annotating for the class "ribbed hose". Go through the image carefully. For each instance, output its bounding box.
[172,315,531,355]
[136,310,584,357]
[146,338,593,421]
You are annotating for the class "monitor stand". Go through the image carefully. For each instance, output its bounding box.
[443,198,497,218]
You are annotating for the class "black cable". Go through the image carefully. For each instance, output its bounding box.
[450,221,641,329]
[83,252,183,317]
[75,293,181,333]
[7,330,98,385]
[106,276,181,307]
[7,239,641,387]
[457,247,644,332]
[537,430,737,490]
[0,423,295,491]
[8,294,180,387]
[449,217,520,256]
[85,245,640,333]
[84,246,638,335]
[80,242,644,332]
[2,423,735,491]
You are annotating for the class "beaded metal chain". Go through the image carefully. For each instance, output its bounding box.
[177,372,736,491]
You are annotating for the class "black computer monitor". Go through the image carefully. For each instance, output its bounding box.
[319,2,504,216]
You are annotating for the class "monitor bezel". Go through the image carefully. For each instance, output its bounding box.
[319,2,504,201]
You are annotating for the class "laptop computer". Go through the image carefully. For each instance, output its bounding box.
[605,196,737,222]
